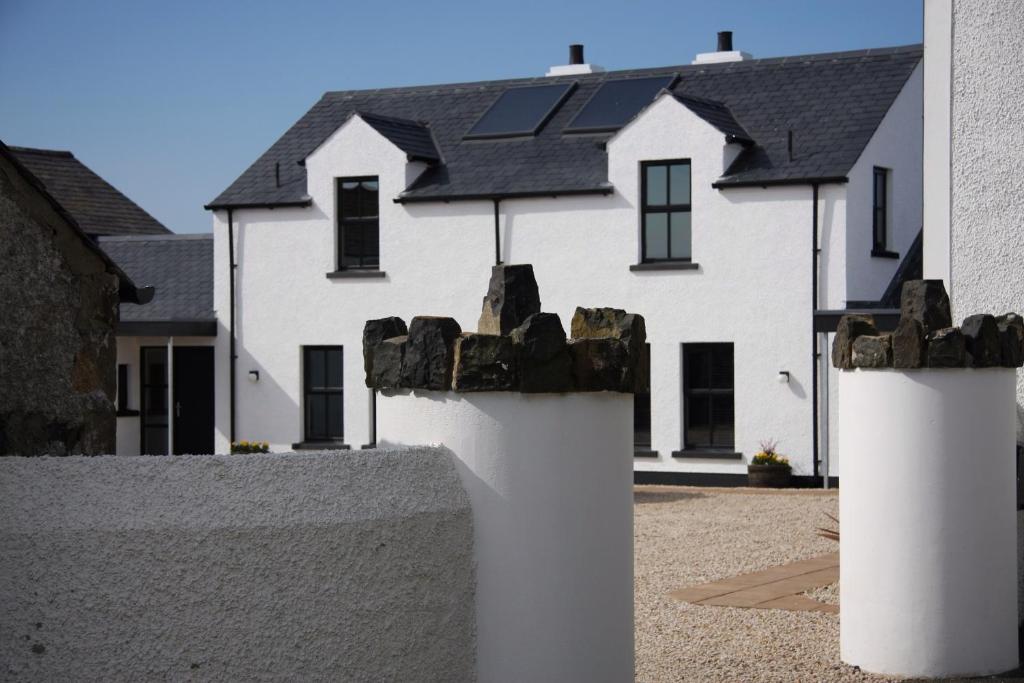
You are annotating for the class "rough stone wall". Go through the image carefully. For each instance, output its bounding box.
[0,448,476,681]
[950,0,1024,440]
[0,154,118,455]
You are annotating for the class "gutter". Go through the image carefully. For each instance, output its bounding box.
[203,198,312,211]
[712,175,848,190]
[394,186,614,204]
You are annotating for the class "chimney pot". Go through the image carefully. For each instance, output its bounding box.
[569,44,584,65]
[717,31,733,52]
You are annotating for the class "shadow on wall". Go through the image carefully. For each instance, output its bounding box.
[233,341,300,450]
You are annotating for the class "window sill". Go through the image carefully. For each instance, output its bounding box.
[360,443,377,450]
[671,450,743,460]
[116,409,140,417]
[326,269,387,279]
[870,249,900,260]
[291,441,351,451]
[630,262,700,272]
[634,448,660,458]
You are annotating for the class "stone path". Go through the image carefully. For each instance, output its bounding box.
[669,552,839,613]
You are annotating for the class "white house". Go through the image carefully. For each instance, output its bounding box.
[204,39,924,483]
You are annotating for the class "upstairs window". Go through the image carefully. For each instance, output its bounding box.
[683,343,734,451]
[642,160,691,262]
[337,177,379,269]
[872,167,890,255]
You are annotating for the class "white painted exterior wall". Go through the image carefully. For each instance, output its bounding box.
[211,74,922,477]
[115,335,215,456]
[924,0,1024,440]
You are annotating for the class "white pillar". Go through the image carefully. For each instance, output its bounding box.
[378,390,634,683]
[839,368,1018,678]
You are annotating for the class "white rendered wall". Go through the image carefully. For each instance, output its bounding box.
[923,0,952,288]
[844,63,923,304]
[212,86,920,475]
[946,0,1024,440]
[115,335,215,456]
[377,391,633,683]
[839,369,1018,677]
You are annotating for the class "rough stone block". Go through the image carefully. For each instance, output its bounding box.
[831,315,878,369]
[569,338,632,392]
[961,314,1002,368]
[892,317,926,369]
[477,264,541,335]
[901,280,952,334]
[362,317,408,387]
[926,327,966,368]
[996,313,1024,368]
[371,336,407,390]
[852,335,892,369]
[452,334,517,392]
[510,313,573,393]
[400,317,462,390]
[570,307,647,356]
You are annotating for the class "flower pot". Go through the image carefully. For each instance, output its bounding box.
[747,463,792,488]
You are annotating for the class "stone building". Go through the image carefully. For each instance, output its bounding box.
[0,141,154,455]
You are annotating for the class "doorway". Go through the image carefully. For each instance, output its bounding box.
[140,346,215,454]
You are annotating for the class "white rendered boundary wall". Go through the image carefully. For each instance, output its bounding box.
[0,449,475,681]
[378,390,634,683]
[839,368,1018,678]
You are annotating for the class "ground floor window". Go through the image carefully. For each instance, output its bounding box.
[140,347,168,455]
[682,343,734,450]
[634,343,652,449]
[303,346,344,442]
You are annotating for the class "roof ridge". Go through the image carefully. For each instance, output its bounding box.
[355,110,430,128]
[320,44,923,98]
[98,233,209,242]
[6,146,74,158]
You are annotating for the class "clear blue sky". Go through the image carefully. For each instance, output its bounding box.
[0,0,922,234]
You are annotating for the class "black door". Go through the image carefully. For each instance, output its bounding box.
[173,346,215,454]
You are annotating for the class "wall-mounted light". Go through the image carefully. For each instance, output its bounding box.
[777,371,790,384]
[248,370,260,382]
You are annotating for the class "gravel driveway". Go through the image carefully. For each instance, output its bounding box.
[633,485,1018,682]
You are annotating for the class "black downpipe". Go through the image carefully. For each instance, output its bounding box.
[811,183,820,480]
[493,198,502,265]
[228,208,237,445]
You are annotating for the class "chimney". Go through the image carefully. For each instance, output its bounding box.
[546,43,605,77]
[693,30,752,65]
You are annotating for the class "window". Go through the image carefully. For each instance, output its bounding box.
[140,347,168,455]
[634,343,652,450]
[872,166,889,253]
[683,343,734,450]
[337,177,379,269]
[642,160,691,262]
[117,364,129,413]
[303,346,344,442]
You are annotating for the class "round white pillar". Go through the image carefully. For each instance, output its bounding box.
[378,390,634,683]
[839,368,1019,678]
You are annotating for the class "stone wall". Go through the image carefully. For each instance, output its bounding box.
[0,448,476,681]
[0,153,119,455]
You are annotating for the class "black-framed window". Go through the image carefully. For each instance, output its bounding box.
[683,343,734,450]
[641,160,691,262]
[303,346,344,442]
[140,347,168,455]
[117,364,129,413]
[634,343,652,449]
[872,166,888,252]
[337,177,379,269]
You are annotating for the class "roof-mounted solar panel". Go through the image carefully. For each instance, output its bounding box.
[565,75,678,133]
[464,82,576,139]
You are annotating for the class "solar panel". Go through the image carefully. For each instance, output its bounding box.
[565,75,677,133]
[465,82,576,139]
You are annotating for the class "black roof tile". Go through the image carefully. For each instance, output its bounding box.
[208,44,922,208]
[98,234,213,322]
[9,147,171,236]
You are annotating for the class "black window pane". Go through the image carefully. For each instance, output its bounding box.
[684,343,734,451]
[669,163,691,205]
[308,395,327,439]
[669,212,691,260]
[359,183,379,218]
[340,183,361,217]
[711,396,735,448]
[646,165,667,205]
[687,395,711,448]
[633,344,651,448]
[327,393,344,439]
[304,347,344,442]
[644,213,668,259]
[326,350,343,389]
[467,83,574,137]
[711,348,734,389]
[308,349,325,388]
[568,76,675,132]
[143,427,168,455]
[686,349,710,389]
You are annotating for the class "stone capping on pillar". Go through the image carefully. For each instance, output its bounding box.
[363,264,647,394]
[832,279,1024,370]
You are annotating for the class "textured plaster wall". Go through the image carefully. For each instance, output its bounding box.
[0,448,476,681]
[212,87,920,475]
[948,0,1024,439]
[0,155,118,456]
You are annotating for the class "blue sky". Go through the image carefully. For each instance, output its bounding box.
[0,0,922,234]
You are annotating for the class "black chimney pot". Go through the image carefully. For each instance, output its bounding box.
[717,31,733,52]
[569,44,584,65]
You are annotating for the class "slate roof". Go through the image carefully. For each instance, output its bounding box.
[9,147,171,236]
[208,44,922,208]
[98,234,213,323]
[355,112,441,163]
[672,93,752,144]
